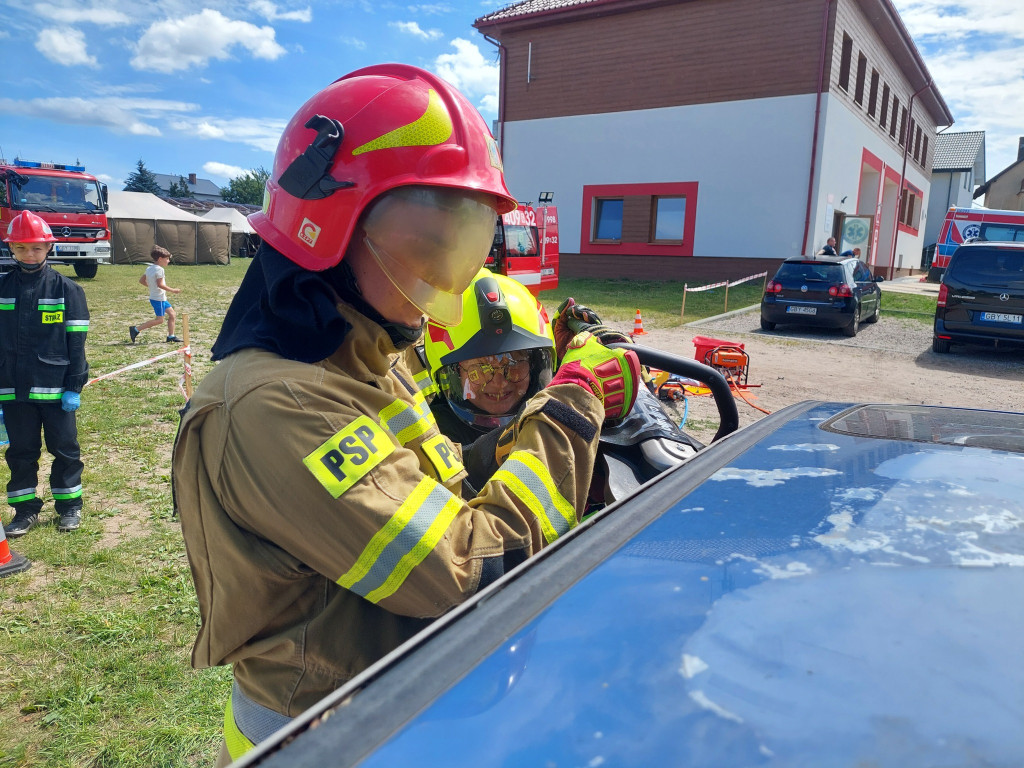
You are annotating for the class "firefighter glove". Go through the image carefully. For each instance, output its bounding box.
[552,298,631,363]
[549,332,641,422]
[61,391,81,412]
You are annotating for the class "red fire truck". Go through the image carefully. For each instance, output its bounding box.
[485,203,559,295]
[0,159,111,278]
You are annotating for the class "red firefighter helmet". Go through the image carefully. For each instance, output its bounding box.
[4,211,57,243]
[249,63,516,272]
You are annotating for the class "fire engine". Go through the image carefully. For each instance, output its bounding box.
[0,159,111,278]
[485,203,559,295]
[933,205,1024,277]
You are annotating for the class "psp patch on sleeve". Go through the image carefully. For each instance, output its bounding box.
[421,434,464,483]
[303,415,395,498]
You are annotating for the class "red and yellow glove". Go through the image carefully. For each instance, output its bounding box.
[552,298,632,364]
[548,332,642,421]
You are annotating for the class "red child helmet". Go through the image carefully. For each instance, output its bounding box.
[249,63,516,272]
[4,211,57,243]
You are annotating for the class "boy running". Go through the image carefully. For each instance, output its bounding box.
[129,245,182,343]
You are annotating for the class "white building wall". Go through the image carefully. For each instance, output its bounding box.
[499,94,817,260]
[816,94,931,270]
[924,170,974,247]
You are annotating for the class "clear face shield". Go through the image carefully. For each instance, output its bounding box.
[361,186,499,327]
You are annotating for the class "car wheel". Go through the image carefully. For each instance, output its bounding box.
[760,317,776,331]
[932,336,951,353]
[842,310,860,337]
[865,298,880,324]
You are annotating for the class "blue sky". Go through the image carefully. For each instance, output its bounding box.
[2,0,1021,191]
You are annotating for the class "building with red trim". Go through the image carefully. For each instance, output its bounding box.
[475,0,953,281]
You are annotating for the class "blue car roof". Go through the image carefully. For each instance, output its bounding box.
[249,402,1024,767]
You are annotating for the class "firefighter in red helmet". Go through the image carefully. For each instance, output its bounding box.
[1,211,90,538]
[170,64,640,765]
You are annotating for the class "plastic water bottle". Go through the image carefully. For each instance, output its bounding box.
[0,407,8,448]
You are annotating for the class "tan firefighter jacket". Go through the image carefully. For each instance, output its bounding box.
[172,300,603,717]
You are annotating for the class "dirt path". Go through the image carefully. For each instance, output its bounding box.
[633,310,1024,445]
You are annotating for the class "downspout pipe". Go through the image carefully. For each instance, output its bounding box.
[888,79,932,280]
[802,0,834,256]
[482,34,507,154]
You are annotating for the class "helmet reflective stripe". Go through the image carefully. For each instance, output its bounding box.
[337,476,461,604]
[492,451,576,545]
[352,89,453,155]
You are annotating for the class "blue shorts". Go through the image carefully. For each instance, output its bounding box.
[150,300,173,317]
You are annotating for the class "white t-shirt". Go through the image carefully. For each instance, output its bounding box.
[146,263,166,301]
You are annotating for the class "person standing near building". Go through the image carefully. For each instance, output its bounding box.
[171,64,641,766]
[1,211,89,536]
[129,245,182,343]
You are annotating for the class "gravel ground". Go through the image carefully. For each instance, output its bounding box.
[616,305,1024,445]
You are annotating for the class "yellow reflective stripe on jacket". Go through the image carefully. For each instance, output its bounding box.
[413,368,438,398]
[224,694,256,761]
[337,476,461,603]
[492,451,576,545]
[378,390,436,444]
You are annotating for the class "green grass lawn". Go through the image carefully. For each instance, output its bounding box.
[0,261,863,766]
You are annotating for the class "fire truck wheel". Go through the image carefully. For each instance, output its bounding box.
[73,260,98,279]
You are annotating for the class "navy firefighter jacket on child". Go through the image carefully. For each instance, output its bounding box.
[0,267,90,403]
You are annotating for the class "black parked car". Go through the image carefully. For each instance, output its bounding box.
[761,255,882,337]
[933,241,1024,353]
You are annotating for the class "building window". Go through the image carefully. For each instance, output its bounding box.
[880,83,890,128]
[650,197,686,243]
[921,135,928,167]
[867,70,879,117]
[899,188,921,230]
[914,126,922,162]
[593,198,624,242]
[898,107,908,146]
[890,96,899,138]
[838,33,853,91]
[854,53,867,105]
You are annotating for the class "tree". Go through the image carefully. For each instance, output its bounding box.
[221,166,271,205]
[168,175,194,198]
[123,159,163,195]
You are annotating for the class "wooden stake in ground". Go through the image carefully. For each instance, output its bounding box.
[680,284,687,321]
[182,313,193,399]
[724,283,730,314]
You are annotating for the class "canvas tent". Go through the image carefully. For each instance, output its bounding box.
[201,207,260,258]
[106,190,231,265]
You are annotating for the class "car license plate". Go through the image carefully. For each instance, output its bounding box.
[787,306,817,315]
[541,267,555,276]
[54,245,78,253]
[981,312,1022,324]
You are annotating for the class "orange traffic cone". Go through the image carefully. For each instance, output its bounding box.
[631,309,648,336]
[0,523,31,578]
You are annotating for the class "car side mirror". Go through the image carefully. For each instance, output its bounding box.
[874,275,885,282]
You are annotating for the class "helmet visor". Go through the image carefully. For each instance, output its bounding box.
[362,187,498,326]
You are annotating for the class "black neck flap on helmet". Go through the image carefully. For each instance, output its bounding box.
[277,115,356,200]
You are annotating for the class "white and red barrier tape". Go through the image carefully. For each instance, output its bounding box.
[685,271,768,294]
[84,346,191,388]
[727,271,768,288]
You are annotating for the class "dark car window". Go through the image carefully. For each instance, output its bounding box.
[853,262,873,282]
[949,247,1024,287]
[776,263,843,282]
[978,223,1024,243]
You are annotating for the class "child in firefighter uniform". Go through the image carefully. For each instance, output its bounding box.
[170,65,642,766]
[1,211,89,537]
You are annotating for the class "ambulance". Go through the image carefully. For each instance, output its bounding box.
[934,206,1024,276]
[485,203,559,296]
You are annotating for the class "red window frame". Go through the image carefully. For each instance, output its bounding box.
[580,182,698,257]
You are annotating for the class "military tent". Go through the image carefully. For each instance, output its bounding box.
[106,190,231,265]
[201,207,260,258]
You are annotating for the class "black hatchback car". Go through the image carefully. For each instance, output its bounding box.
[933,241,1024,353]
[761,255,881,337]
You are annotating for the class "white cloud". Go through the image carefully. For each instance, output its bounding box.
[0,95,198,137]
[36,27,98,68]
[168,116,285,153]
[131,9,286,73]
[34,3,130,26]
[340,36,366,50]
[251,0,312,23]
[433,38,500,118]
[894,0,1024,41]
[203,161,248,181]
[389,20,443,41]
[408,3,453,14]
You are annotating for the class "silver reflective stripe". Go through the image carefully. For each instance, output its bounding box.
[0,388,14,395]
[52,485,83,495]
[499,455,575,540]
[8,487,36,499]
[38,298,65,305]
[66,319,90,327]
[30,387,64,394]
[0,297,16,304]
[230,680,292,745]
[346,482,455,599]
